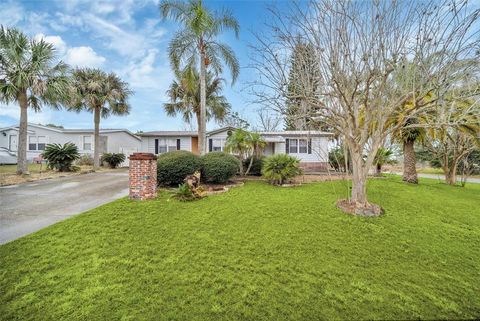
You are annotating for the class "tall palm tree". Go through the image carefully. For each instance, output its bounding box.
[0,26,70,175]
[160,0,240,155]
[68,68,131,170]
[164,66,230,131]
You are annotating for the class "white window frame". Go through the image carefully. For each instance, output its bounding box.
[29,136,38,151]
[289,138,298,154]
[298,139,308,154]
[212,138,225,152]
[158,138,178,154]
[83,136,92,150]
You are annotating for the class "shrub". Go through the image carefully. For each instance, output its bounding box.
[101,153,126,168]
[201,152,240,183]
[42,143,80,172]
[243,156,265,176]
[172,183,205,201]
[76,154,94,166]
[262,154,303,185]
[157,151,201,186]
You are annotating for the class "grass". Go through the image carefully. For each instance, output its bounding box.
[0,163,45,174]
[1,177,479,320]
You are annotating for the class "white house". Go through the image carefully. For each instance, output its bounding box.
[0,123,141,164]
[138,127,333,171]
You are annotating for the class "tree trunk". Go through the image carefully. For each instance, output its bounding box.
[93,106,101,170]
[375,164,382,176]
[245,155,255,176]
[445,162,458,185]
[198,43,207,156]
[402,139,418,184]
[351,152,368,204]
[16,90,29,175]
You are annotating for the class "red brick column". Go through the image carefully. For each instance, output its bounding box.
[129,153,157,200]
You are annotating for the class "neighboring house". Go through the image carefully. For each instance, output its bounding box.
[0,123,141,165]
[138,127,334,171]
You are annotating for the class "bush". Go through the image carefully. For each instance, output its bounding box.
[243,156,265,176]
[262,154,303,185]
[101,153,126,168]
[76,154,94,166]
[201,152,240,183]
[42,143,80,172]
[157,151,202,186]
[172,183,196,202]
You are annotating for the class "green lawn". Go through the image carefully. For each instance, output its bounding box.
[1,177,479,320]
[0,163,45,174]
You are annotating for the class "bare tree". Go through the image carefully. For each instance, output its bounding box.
[254,108,283,132]
[248,0,480,215]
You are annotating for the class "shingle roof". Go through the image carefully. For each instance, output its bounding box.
[137,131,198,137]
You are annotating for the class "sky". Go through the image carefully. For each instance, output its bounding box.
[0,0,285,132]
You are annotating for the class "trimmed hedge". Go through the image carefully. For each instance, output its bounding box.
[243,156,265,176]
[157,151,202,186]
[201,152,240,183]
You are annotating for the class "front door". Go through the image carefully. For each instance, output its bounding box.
[9,135,17,151]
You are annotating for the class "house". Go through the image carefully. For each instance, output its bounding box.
[138,127,334,171]
[0,123,141,165]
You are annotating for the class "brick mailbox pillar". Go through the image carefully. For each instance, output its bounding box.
[129,153,158,200]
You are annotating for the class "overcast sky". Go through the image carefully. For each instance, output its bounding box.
[0,0,284,132]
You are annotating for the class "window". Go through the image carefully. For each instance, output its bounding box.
[29,136,37,150]
[83,136,92,150]
[37,136,46,150]
[299,139,308,153]
[212,139,225,151]
[157,139,178,154]
[289,139,298,153]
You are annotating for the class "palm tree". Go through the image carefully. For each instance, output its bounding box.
[396,117,426,184]
[373,147,396,177]
[244,132,266,176]
[164,66,230,131]
[160,0,239,155]
[68,68,131,170]
[0,26,70,175]
[225,128,249,175]
[225,129,266,176]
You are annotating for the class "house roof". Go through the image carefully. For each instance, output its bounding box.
[260,130,334,137]
[3,123,141,141]
[137,131,198,137]
[138,127,335,138]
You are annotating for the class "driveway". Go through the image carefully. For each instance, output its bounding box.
[0,170,129,244]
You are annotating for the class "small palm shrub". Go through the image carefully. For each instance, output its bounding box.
[201,152,240,183]
[172,183,204,202]
[157,151,202,186]
[42,143,80,172]
[243,156,265,176]
[262,154,303,185]
[101,153,126,168]
[76,154,94,166]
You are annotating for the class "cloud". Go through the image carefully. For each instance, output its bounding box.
[0,103,53,125]
[65,46,106,67]
[34,33,67,55]
[120,49,172,92]
[0,1,24,27]
[34,33,105,67]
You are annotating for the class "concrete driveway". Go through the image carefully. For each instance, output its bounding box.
[0,170,129,244]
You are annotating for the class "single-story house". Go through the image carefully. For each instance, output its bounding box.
[0,123,141,165]
[138,127,334,171]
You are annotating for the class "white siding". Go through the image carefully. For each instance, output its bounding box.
[104,132,141,153]
[140,136,193,154]
[282,136,329,162]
